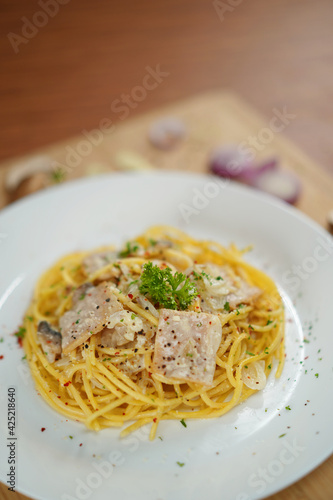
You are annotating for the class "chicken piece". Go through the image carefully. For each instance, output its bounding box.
[188,264,262,313]
[72,282,93,305]
[37,321,62,363]
[82,250,119,279]
[59,282,123,354]
[152,309,222,386]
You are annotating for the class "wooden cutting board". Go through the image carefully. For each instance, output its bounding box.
[0,90,332,500]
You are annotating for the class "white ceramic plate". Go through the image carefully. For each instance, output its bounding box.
[0,172,332,500]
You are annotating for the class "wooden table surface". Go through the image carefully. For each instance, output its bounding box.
[0,1,332,499]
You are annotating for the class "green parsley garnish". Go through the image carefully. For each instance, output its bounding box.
[0,337,3,343]
[75,320,79,324]
[26,315,33,322]
[266,319,273,325]
[285,405,291,410]
[69,435,73,439]
[180,419,187,428]
[79,293,86,301]
[264,347,269,354]
[186,353,193,358]
[216,276,223,281]
[192,270,213,284]
[279,434,286,438]
[315,373,319,378]
[268,364,272,370]
[149,238,158,247]
[304,339,310,343]
[224,302,230,312]
[119,242,139,258]
[15,327,26,339]
[131,313,136,320]
[177,461,185,467]
[22,355,27,360]
[246,351,255,356]
[139,262,197,310]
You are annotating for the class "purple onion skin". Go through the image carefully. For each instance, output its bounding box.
[253,170,302,205]
[239,158,279,184]
[209,147,301,204]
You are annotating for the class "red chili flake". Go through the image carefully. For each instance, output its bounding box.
[305,356,309,360]
[79,443,83,447]
[57,396,61,398]
[115,351,120,355]
[64,381,71,387]
[41,428,46,432]
[17,337,23,348]
[65,402,68,405]
[209,322,211,325]
[153,418,157,423]
[128,293,133,299]
[148,372,152,377]
[0,355,4,360]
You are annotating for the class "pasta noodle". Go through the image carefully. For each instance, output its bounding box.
[22,226,284,440]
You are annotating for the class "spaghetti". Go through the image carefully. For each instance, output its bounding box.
[22,226,284,439]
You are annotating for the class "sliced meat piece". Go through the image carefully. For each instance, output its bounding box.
[82,250,119,278]
[72,282,93,306]
[152,309,222,386]
[188,264,262,312]
[226,280,262,309]
[59,282,123,354]
[37,321,62,363]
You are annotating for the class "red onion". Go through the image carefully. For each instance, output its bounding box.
[209,145,253,178]
[252,169,301,205]
[209,145,301,204]
[148,117,186,150]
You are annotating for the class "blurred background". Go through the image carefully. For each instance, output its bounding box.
[0,2,333,499]
[1,0,333,174]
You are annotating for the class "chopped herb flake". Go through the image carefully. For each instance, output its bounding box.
[119,242,139,258]
[15,327,26,339]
